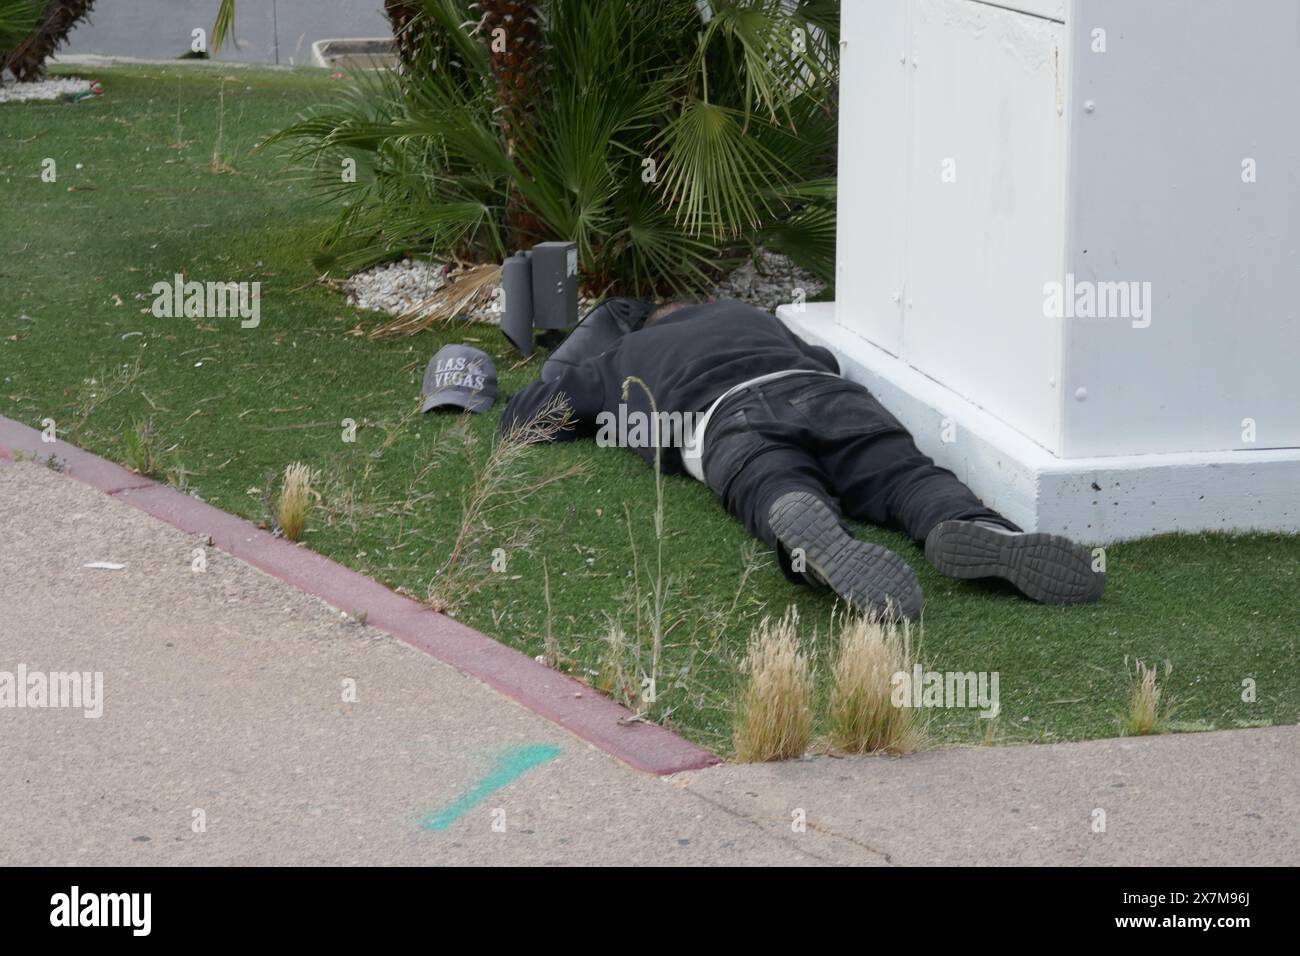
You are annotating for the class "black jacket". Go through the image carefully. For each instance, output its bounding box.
[499,299,840,474]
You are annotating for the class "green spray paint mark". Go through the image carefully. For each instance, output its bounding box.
[421,743,562,832]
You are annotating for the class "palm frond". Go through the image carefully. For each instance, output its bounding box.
[211,0,236,52]
[652,96,790,238]
[0,0,40,49]
[758,204,836,284]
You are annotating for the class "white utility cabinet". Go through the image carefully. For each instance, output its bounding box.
[780,0,1300,540]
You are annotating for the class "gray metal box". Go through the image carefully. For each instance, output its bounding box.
[529,241,579,329]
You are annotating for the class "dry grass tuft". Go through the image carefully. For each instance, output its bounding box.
[733,608,814,762]
[123,418,162,477]
[1124,658,1171,735]
[596,621,638,707]
[276,462,319,542]
[827,611,928,755]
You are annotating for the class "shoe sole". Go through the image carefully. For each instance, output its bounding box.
[768,492,923,620]
[924,521,1105,604]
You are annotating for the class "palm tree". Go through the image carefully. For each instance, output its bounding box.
[473,0,546,246]
[1,0,96,81]
[215,0,548,249]
[384,0,426,71]
[0,0,38,56]
[268,0,840,295]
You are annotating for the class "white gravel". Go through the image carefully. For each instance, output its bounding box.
[0,75,94,104]
[344,248,824,322]
[343,258,448,314]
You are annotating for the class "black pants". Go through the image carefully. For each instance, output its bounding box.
[701,374,1019,582]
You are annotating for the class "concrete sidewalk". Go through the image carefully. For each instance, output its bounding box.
[1,459,1296,866]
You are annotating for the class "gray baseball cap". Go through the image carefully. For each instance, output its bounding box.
[421,344,498,413]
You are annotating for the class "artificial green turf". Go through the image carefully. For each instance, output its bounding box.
[2,65,1297,756]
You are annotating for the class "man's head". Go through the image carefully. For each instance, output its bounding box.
[645,299,703,326]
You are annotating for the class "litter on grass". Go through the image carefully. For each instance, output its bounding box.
[0,76,101,104]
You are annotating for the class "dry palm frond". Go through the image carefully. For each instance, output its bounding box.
[368,263,501,339]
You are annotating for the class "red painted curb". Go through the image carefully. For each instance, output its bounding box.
[0,415,720,775]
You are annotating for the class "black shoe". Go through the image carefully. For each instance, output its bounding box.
[767,491,924,620]
[924,520,1105,604]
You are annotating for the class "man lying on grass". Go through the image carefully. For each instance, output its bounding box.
[500,299,1103,619]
